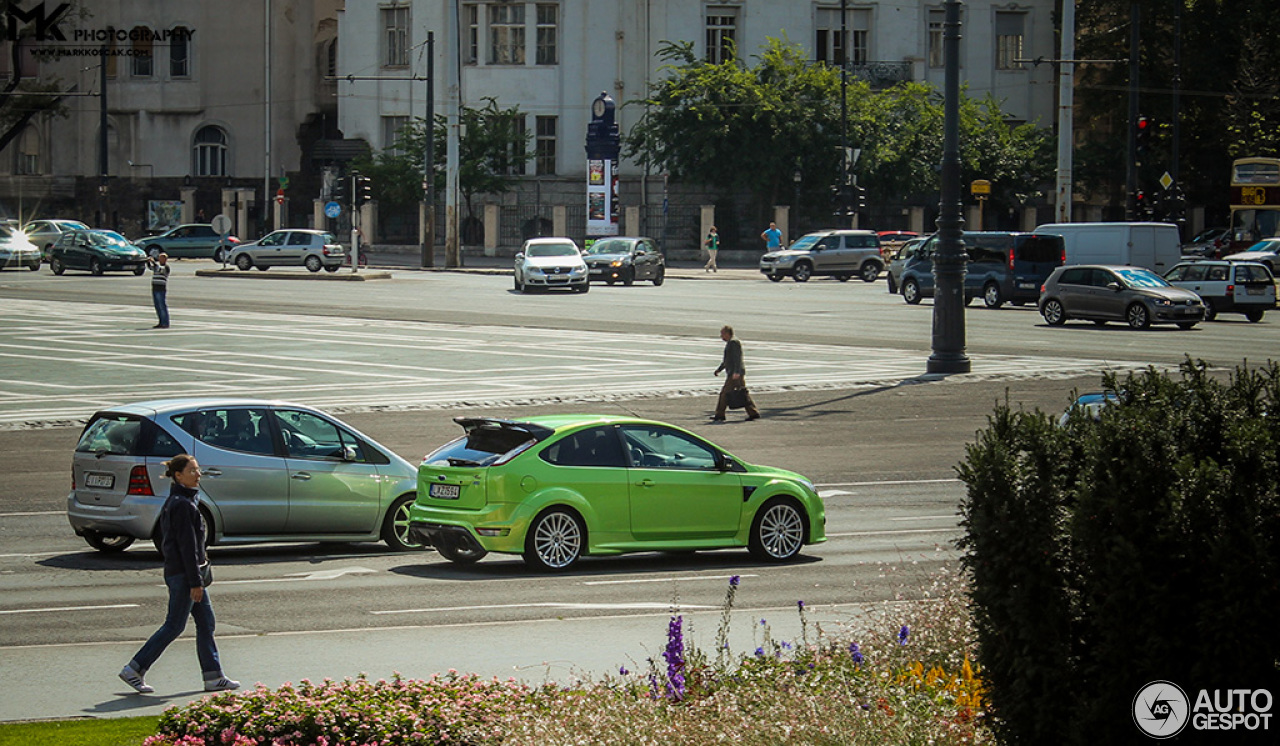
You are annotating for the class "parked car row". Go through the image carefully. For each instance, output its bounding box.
[68,401,825,572]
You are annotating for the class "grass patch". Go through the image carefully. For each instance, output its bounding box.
[0,715,159,746]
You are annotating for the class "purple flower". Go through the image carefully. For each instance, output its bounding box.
[618,667,629,676]
[797,600,805,610]
[898,625,910,645]
[849,642,864,664]
[663,615,686,700]
[754,647,765,657]
[729,575,740,587]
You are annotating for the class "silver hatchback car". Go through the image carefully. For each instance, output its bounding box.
[67,399,422,553]
[229,229,345,272]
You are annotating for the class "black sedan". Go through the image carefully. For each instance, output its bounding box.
[583,236,665,286]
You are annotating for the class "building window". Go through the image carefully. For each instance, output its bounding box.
[928,10,944,68]
[105,36,117,78]
[995,12,1025,70]
[491,113,527,175]
[815,7,847,66]
[382,6,410,68]
[462,4,479,65]
[535,115,556,175]
[170,26,190,78]
[131,27,153,77]
[193,125,228,177]
[705,8,737,64]
[849,9,869,64]
[535,4,558,65]
[16,126,39,175]
[488,3,525,65]
[382,115,409,155]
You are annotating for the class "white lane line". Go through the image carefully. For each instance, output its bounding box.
[581,573,759,586]
[889,515,960,521]
[816,479,962,487]
[0,510,62,517]
[0,551,67,558]
[215,567,377,585]
[0,603,140,615]
[370,602,717,616]
[827,528,960,538]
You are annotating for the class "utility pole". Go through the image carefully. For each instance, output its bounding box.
[444,1,462,267]
[421,31,435,268]
[1125,3,1140,220]
[1054,0,1075,223]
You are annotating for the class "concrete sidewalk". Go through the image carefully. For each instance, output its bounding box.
[1,601,871,722]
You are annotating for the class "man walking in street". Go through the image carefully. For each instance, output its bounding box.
[148,252,171,329]
[712,325,760,421]
[761,222,783,251]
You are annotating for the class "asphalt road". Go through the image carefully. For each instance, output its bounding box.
[0,259,1267,721]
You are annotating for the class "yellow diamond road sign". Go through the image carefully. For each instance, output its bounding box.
[1160,172,1173,190]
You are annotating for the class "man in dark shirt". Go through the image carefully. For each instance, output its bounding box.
[713,325,760,421]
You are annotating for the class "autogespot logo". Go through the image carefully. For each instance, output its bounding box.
[1134,680,1190,739]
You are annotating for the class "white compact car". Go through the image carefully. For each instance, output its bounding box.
[513,237,589,293]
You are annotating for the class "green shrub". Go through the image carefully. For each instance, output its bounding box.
[958,361,1280,744]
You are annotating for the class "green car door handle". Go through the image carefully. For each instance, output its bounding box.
[635,478,655,487]
[203,468,222,477]
[291,473,312,481]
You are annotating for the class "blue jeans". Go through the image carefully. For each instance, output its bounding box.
[152,288,169,327]
[129,574,222,680]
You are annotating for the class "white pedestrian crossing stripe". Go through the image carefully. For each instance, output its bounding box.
[0,299,1152,427]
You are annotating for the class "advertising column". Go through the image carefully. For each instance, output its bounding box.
[585,92,620,240]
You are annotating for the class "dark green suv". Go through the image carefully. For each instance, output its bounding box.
[49,230,148,276]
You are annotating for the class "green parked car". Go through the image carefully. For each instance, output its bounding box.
[410,415,826,571]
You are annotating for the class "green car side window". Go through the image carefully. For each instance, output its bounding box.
[620,425,719,471]
[540,426,626,468]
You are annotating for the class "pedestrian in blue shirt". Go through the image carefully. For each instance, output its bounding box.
[761,222,783,251]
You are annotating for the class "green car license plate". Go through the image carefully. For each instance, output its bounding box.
[429,483,461,499]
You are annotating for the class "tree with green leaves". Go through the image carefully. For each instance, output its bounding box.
[352,97,532,222]
[625,37,1052,224]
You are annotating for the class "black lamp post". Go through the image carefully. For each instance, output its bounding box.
[927,0,971,374]
[793,166,802,236]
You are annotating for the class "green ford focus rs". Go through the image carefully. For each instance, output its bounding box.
[410,415,826,571]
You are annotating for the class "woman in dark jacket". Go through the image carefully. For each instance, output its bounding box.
[118,454,239,694]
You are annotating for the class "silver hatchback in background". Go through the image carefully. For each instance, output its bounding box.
[229,229,345,273]
[67,398,422,553]
[1038,265,1205,329]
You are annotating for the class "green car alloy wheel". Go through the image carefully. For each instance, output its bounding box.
[409,415,826,571]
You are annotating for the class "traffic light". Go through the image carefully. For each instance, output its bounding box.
[357,175,373,204]
[1134,189,1148,218]
[1136,115,1152,158]
[855,185,867,211]
[332,175,347,204]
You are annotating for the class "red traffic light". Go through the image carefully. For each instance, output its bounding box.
[1137,115,1151,131]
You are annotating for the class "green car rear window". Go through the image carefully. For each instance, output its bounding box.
[424,427,536,467]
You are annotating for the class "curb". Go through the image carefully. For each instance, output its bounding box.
[195,269,394,281]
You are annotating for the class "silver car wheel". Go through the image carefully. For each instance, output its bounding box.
[525,509,583,570]
[304,255,323,273]
[381,495,423,551]
[749,500,804,561]
[1043,299,1066,326]
[1126,303,1151,330]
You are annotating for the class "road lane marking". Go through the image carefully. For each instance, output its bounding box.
[827,528,960,538]
[370,602,718,616]
[889,515,960,521]
[0,603,139,615]
[0,511,62,517]
[215,566,377,585]
[581,573,759,586]
[816,479,961,487]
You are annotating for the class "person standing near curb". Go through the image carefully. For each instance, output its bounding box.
[761,222,783,251]
[712,325,760,421]
[148,252,170,329]
[118,454,239,695]
[704,226,720,272]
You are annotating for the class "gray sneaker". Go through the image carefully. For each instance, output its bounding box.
[119,665,154,694]
[204,676,241,692]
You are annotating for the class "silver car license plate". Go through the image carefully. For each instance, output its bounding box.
[85,472,115,489]
[429,483,461,499]
[1248,287,1264,295]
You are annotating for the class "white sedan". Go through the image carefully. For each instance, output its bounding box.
[513,237,589,293]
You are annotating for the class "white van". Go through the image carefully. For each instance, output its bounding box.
[1033,222,1181,274]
